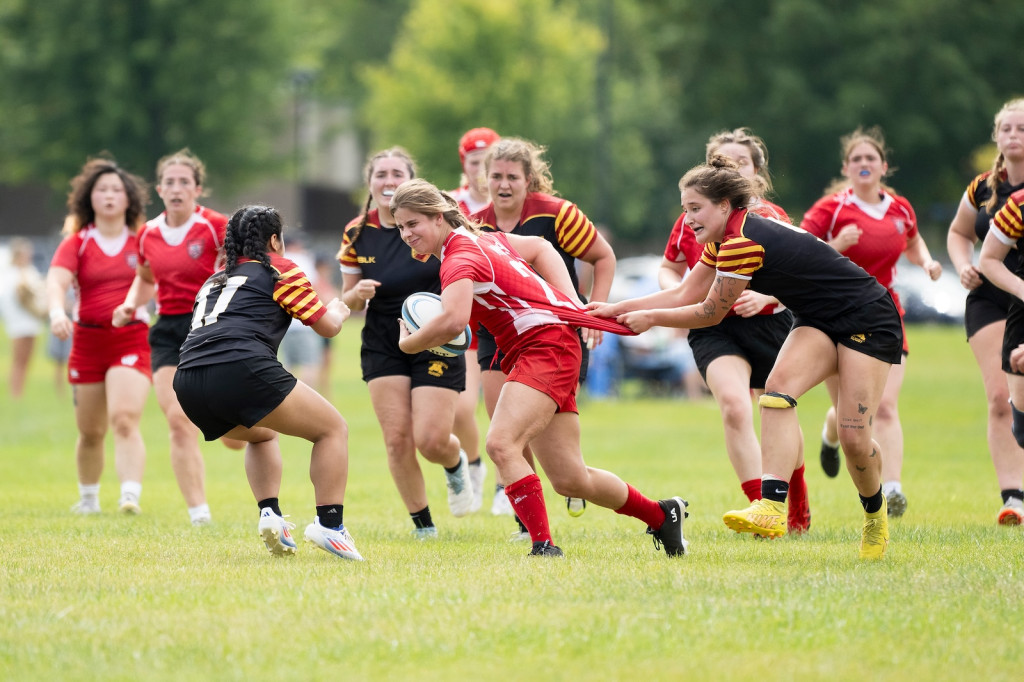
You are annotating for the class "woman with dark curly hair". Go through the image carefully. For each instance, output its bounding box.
[46,156,152,517]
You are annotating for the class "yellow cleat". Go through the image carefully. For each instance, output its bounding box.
[723,498,787,538]
[859,495,889,559]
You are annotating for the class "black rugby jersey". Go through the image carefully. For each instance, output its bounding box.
[965,171,1024,298]
[338,210,442,320]
[700,210,891,332]
[178,254,325,369]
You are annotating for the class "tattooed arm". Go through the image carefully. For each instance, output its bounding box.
[615,273,748,333]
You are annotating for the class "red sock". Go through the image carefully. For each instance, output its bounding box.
[504,474,552,544]
[741,478,762,502]
[614,484,666,529]
[788,465,807,508]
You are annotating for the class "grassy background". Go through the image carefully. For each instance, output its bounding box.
[1,321,1021,681]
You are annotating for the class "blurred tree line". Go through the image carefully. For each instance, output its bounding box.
[0,0,1021,249]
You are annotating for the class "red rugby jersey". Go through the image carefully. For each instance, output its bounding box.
[439,228,632,357]
[138,205,227,315]
[801,187,918,298]
[51,225,145,327]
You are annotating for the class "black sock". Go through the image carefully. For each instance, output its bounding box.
[257,497,282,517]
[317,504,344,530]
[515,515,528,534]
[411,506,434,529]
[761,479,789,503]
[1001,489,1024,505]
[444,461,462,474]
[860,486,884,514]
[469,457,482,467]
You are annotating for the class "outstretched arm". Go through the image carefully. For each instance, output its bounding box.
[617,273,747,334]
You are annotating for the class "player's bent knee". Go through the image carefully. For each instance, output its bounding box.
[758,391,797,409]
[1011,402,1024,448]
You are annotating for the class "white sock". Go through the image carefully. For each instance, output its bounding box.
[79,483,100,500]
[188,504,211,523]
[882,481,902,496]
[121,481,142,499]
[821,424,840,448]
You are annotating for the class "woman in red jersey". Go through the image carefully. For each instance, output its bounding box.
[658,128,809,532]
[472,137,615,532]
[112,149,248,526]
[392,179,688,559]
[46,157,153,516]
[949,99,1024,526]
[592,156,901,559]
[802,127,942,517]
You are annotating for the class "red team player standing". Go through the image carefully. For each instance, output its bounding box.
[392,179,689,558]
[46,158,153,517]
[801,127,942,517]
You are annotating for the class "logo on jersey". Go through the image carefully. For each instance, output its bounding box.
[126,253,138,269]
[121,354,139,366]
[187,239,204,260]
[849,333,866,344]
[357,256,376,264]
[427,360,448,377]
[893,219,905,234]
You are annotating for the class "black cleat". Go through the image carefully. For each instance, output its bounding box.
[820,440,841,478]
[648,497,689,556]
[529,540,564,557]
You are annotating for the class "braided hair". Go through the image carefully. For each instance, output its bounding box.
[215,205,282,285]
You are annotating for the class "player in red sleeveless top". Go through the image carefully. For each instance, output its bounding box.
[950,98,1024,526]
[112,149,245,526]
[46,158,152,517]
[592,157,901,559]
[802,127,943,517]
[392,179,689,558]
[658,128,811,531]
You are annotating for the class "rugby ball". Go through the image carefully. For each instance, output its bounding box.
[401,292,472,357]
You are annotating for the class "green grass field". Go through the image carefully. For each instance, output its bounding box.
[1,322,1021,681]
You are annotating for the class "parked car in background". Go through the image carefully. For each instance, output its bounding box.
[587,256,703,398]
[891,256,965,325]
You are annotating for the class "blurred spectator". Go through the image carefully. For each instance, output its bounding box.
[279,232,323,390]
[1,238,47,398]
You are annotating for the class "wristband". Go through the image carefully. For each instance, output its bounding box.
[49,307,67,324]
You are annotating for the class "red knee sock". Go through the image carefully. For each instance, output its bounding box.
[741,478,762,502]
[788,464,807,509]
[504,474,552,544]
[614,484,666,529]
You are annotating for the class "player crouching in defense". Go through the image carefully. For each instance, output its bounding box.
[590,156,901,559]
[173,206,363,561]
[391,178,688,558]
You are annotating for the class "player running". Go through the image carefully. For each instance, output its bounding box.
[392,178,688,559]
